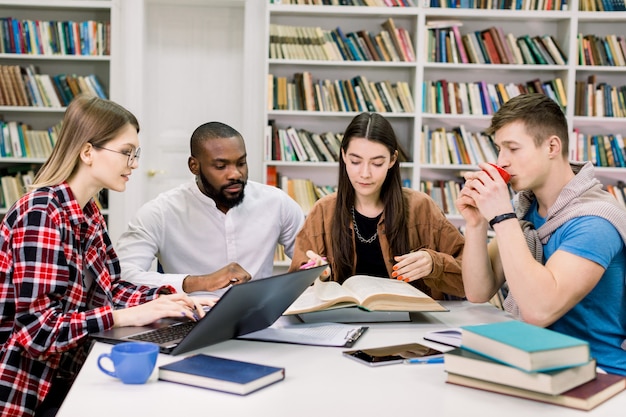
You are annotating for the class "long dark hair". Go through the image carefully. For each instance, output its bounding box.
[331,112,408,282]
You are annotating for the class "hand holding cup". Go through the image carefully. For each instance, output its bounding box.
[485,162,511,184]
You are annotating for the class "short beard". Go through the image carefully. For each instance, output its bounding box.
[198,170,245,209]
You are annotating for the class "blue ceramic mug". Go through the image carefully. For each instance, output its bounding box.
[97,342,159,384]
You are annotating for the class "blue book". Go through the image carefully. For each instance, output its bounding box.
[158,354,285,395]
[12,18,22,54]
[610,135,625,167]
[460,320,590,372]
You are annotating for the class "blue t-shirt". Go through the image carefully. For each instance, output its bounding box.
[526,202,626,375]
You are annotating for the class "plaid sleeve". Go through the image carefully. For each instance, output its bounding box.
[11,208,111,358]
[97,224,176,307]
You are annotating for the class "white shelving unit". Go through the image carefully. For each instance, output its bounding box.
[0,0,116,216]
[262,2,626,224]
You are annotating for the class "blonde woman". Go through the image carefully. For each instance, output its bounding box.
[0,95,213,417]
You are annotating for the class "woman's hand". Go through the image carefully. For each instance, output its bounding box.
[392,250,433,283]
[112,293,217,328]
[302,250,331,281]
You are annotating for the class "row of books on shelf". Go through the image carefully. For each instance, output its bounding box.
[421,179,462,215]
[0,17,110,57]
[0,120,60,159]
[269,18,414,62]
[266,122,343,162]
[429,0,568,9]
[267,168,337,215]
[0,167,35,210]
[270,0,415,6]
[266,121,411,162]
[421,125,498,165]
[269,72,414,113]
[0,64,107,108]
[578,33,626,67]
[444,320,626,411]
[580,0,626,11]
[423,77,566,116]
[0,171,111,211]
[426,22,567,66]
[424,176,623,217]
[571,131,626,168]
[575,77,626,117]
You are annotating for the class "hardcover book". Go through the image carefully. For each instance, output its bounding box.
[447,372,626,411]
[444,347,597,395]
[284,275,446,315]
[158,354,285,395]
[461,321,591,372]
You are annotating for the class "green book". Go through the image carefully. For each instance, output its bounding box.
[460,320,590,372]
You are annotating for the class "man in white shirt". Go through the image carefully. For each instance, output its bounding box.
[116,121,305,297]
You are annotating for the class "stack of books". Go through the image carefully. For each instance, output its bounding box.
[444,320,626,411]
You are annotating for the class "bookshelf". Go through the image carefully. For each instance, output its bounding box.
[0,0,115,216]
[262,1,626,226]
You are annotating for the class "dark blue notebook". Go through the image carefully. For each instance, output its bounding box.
[158,354,285,395]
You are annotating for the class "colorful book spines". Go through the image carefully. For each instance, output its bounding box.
[269,19,415,63]
[571,131,626,168]
[422,78,567,116]
[0,17,110,56]
[0,64,108,108]
[427,24,567,66]
[420,125,498,166]
[269,72,414,113]
[429,0,568,9]
[269,0,416,6]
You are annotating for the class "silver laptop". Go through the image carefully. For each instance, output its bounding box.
[92,265,325,355]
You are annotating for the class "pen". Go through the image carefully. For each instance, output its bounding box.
[299,257,327,270]
[404,356,444,365]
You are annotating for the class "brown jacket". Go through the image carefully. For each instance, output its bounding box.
[288,189,465,299]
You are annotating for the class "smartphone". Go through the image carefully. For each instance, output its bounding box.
[343,343,443,367]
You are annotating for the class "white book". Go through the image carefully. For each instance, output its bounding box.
[541,35,566,66]
[506,32,524,65]
[310,133,335,162]
[286,127,308,162]
[476,132,498,163]
[7,121,23,158]
[297,130,320,162]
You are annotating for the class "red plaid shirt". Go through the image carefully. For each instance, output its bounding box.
[0,183,174,417]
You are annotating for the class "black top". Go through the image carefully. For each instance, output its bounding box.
[353,209,388,278]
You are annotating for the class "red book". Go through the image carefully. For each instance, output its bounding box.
[480,30,502,64]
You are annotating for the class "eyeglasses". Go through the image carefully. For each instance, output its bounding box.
[92,144,141,167]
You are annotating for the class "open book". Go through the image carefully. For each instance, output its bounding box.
[284,275,446,315]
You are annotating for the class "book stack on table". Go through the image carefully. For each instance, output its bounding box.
[443,320,626,411]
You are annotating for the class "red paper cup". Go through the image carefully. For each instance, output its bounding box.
[486,163,511,184]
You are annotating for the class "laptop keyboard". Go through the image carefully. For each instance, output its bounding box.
[128,321,196,345]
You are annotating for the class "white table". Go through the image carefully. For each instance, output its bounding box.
[57,301,626,417]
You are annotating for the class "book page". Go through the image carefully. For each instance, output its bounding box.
[343,275,445,311]
[284,278,358,315]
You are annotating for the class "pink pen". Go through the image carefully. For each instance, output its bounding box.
[299,257,327,269]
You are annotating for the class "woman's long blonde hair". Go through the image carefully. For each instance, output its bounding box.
[31,94,139,189]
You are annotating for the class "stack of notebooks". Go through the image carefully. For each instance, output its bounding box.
[444,320,626,411]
